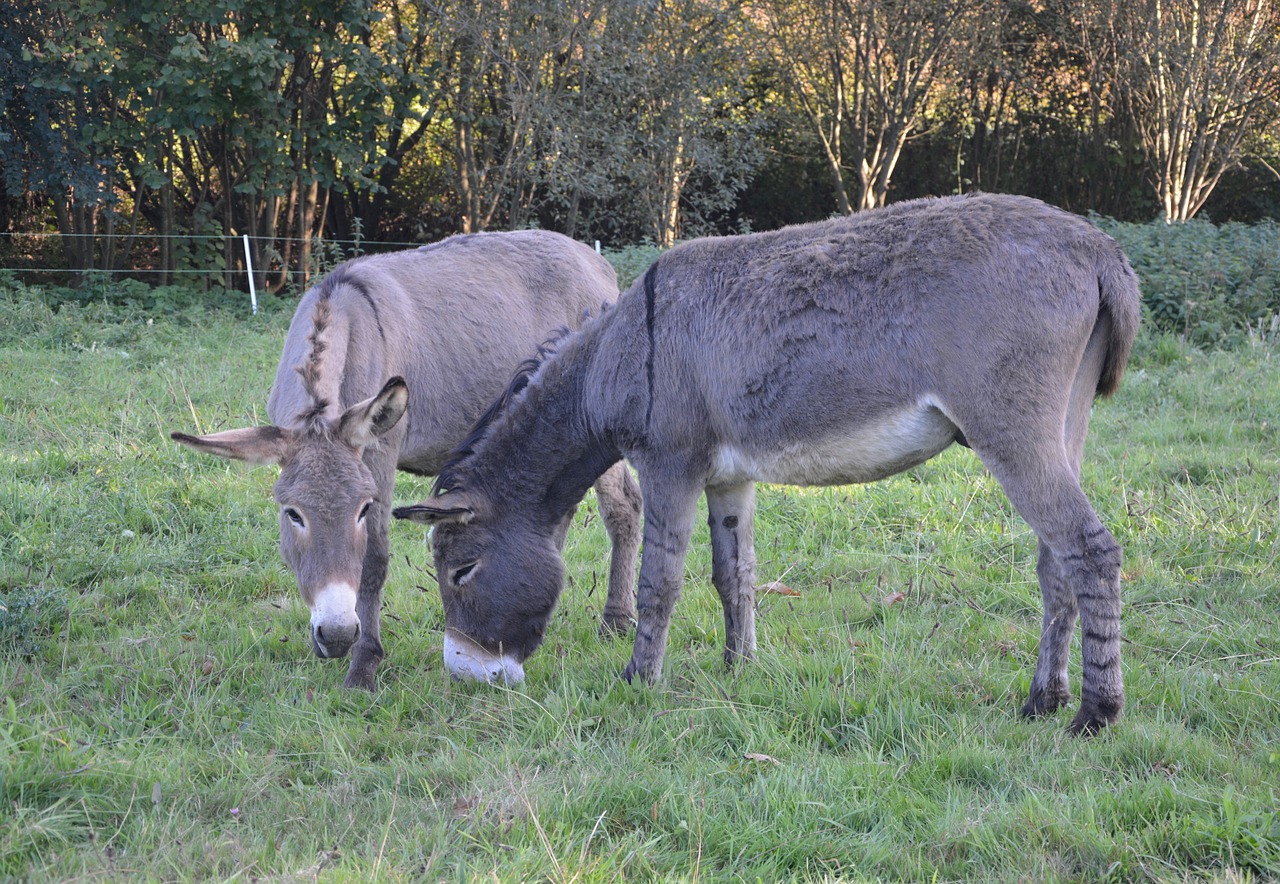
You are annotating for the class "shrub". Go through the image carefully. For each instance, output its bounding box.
[603,243,663,289]
[1093,216,1280,348]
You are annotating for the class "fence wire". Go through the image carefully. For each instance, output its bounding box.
[0,232,426,292]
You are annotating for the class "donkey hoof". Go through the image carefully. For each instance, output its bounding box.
[598,613,635,637]
[1020,686,1069,719]
[1067,697,1123,737]
[342,657,381,692]
[621,659,658,685]
[342,672,377,692]
[1066,712,1108,737]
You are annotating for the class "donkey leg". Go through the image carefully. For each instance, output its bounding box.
[621,479,703,685]
[985,459,1124,735]
[345,506,388,690]
[1021,538,1078,717]
[344,448,397,691]
[1038,319,1125,734]
[1063,519,1124,735]
[706,482,758,667]
[593,461,642,634]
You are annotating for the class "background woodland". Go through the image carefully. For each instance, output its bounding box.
[1,0,1279,289]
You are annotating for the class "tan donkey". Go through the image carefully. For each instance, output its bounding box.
[173,231,642,690]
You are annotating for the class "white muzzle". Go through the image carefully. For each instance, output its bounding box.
[443,630,525,684]
[310,582,360,657]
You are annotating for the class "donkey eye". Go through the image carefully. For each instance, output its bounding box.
[357,502,373,522]
[451,562,478,585]
[283,507,305,528]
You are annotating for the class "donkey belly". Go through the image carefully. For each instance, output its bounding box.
[709,403,958,487]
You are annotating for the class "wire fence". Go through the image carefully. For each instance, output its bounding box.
[0,231,427,297]
[1,230,622,316]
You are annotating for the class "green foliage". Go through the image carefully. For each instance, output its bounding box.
[602,243,664,289]
[2,276,1279,880]
[1097,216,1280,347]
[0,586,68,656]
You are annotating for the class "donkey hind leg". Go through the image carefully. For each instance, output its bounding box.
[706,482,758,667]
[985,456,1124,735]
[344,446,398,690]
[1021,538,1078,717]
[621,478,703,685]
[593,461,643,634]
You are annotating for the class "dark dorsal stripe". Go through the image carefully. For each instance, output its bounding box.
[295,294,333,431]
[643,262,658,430]
[336,270,387,345]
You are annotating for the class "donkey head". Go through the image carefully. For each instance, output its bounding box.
[171,377,408,660]
[393,492,565,684]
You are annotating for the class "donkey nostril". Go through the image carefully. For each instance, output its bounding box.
[315,624,326,643]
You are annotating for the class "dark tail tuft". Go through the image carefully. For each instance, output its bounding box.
[1095,242,1141,398]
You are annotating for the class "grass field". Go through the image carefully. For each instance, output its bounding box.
[1,275,1278,882]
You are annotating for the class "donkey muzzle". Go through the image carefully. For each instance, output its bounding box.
[309,582,361,658]
[443,629,525,684]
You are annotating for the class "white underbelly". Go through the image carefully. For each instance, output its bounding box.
[709,403,957,487]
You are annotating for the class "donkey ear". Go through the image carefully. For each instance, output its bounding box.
[338,376,409,450]
[170,426,296,466]
[392,494,475,525]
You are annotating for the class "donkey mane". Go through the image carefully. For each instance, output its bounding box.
[433,331,568,494]
[433,301,614,495]
[291,269,369,435]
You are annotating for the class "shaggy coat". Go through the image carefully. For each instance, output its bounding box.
[397,194,1140,734]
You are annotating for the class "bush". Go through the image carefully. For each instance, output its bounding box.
[0,271,289,323]
[603,243,663,290]
[1093,216,1280,348]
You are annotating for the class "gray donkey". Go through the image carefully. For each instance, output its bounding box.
[395,194,1140,735]
[171,230,642,690]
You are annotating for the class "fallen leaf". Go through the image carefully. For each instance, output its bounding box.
[760,581,801,597]
[201,658,214,676]
[882,591,906,605]
[743,753,780,764]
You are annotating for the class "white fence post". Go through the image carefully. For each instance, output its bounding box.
[242,233,258,315]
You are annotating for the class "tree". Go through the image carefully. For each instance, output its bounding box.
[420,0,762,245]
[593,0,764,245]
[16,0,423,288]
[1111,0,1280,221]
[421,0,609,233]
[0,0,99,238]
[755,0,976,212]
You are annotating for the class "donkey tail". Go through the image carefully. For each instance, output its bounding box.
[1094,240,1142,399]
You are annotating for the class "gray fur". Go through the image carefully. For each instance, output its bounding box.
[395,194,1140,735]
[172,230,642,690]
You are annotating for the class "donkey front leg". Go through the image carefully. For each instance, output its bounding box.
[344,449,398,690]
[594,461,642,634]
[707,482,758,667]
[621,479,703,685]
[345,503,388,690]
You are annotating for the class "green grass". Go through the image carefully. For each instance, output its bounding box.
[2,277,1279,881]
